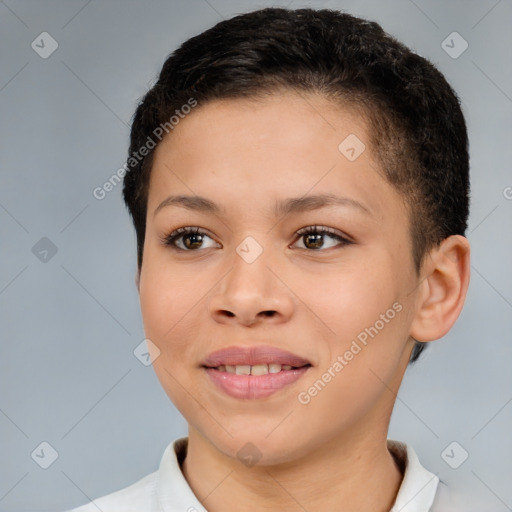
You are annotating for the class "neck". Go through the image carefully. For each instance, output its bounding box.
[181,427,403,512]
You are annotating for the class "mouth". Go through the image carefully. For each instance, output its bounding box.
[202,344,312,368]
[205,363,311,375]
[202,345,312,399]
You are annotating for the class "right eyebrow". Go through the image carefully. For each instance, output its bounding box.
[154,195,221,217]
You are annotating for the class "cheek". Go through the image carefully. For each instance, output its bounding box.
[291,255,412,398]
[138,263,207,413]
[294,304,409,440]
[139,243,202,326]
[138,257,205,367]
[290,257,403,342]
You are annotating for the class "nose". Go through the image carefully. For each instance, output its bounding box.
[207,250,294,327]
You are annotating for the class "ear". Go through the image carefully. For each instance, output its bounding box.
[410,235,470,342]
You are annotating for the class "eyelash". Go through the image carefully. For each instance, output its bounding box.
[161,225,353,252]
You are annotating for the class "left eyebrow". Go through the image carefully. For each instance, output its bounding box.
[154,193,372,217]
[273,193,372,217]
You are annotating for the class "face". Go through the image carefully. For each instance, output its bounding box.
[138,91,420,465]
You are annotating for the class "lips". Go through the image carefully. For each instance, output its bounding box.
[202,345,311,368]
[202,345,312,399]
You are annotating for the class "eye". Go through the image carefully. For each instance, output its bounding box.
[293,225,353,251]
[162,227,219,251]
[162,225,353,252]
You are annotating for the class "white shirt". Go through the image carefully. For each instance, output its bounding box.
[66,437,453,512]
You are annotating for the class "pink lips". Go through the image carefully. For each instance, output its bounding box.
[202,345,311,400]
[203,345,311,368]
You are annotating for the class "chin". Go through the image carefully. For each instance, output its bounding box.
[198,423,317,468]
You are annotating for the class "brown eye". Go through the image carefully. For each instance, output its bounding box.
[294,226,352,251]
[182,233,205,249]
[163,227,219,251]
[303,232,324,249]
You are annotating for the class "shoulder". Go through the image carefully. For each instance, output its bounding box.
[64,470,158,512]
[62,438,190,512]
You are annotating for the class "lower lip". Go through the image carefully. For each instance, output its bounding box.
[204,367,310,399]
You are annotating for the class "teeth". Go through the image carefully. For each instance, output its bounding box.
[215,363,298,374]
[235,365,251,375]
[251,364,268,376]
[269,363,282,374]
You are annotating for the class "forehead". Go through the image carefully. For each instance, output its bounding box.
[148,91,403,221]
[156,91,370,163]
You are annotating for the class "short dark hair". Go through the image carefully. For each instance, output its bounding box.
[123,7,470,363]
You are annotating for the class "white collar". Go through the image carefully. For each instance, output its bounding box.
[388,440,440,511]
[156,437,440,512]
[157,437,209,511]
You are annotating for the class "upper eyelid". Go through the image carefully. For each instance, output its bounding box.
[294,226,353,246]
[296,225,349,238]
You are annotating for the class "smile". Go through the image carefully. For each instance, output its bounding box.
[211,363,300,375]
[202,345,312,399]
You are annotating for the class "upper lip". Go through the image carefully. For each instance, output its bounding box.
[203,345,311,367]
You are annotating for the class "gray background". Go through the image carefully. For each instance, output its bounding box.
[1,0,511,510]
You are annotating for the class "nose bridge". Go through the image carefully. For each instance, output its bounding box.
[208,234,294,324]
[226,235,274,299]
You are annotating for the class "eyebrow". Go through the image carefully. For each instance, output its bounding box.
[154,193,372,217]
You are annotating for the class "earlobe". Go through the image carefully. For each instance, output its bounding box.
[410,235,470,342]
